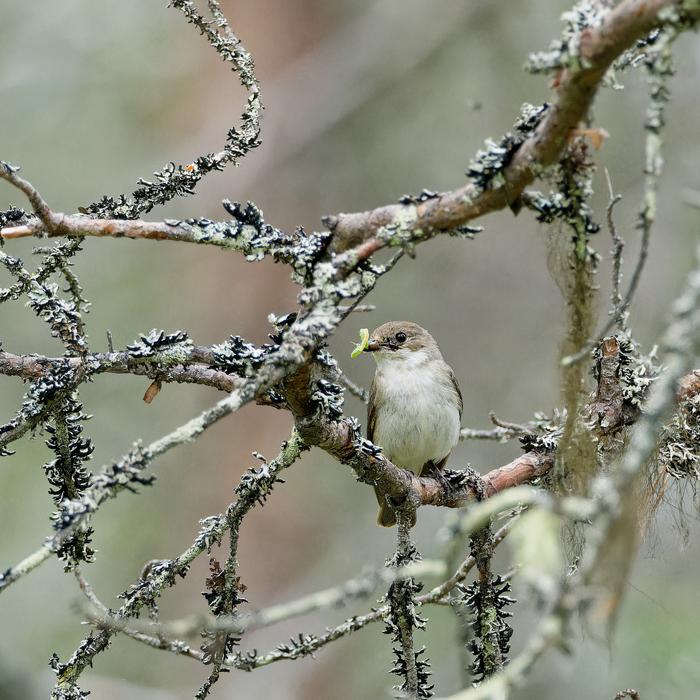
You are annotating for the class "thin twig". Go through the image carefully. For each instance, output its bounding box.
[0,348,240,394]
[1,390,266,593]
[459,427,522,442]
[605,169,626,329]
[338,370,369,403]
[0,161,53,227]
[420,517,517,605]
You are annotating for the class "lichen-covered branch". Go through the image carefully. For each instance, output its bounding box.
[382,512,431,699]
[51,431,304,699]
[2,1,700,698]
[323,0,700,255]
[440,245,700,700]
[2,388,268,594]
[83,0,261,220]
[3,3,698,268]
[462,470,513,683]
[0,346,240,393]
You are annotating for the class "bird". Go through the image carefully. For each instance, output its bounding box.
[363,321,462,527]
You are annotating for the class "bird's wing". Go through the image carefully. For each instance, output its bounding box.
[367,375,380,443]
[449,366,463,420]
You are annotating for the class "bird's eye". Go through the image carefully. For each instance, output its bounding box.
[395,332,407,343]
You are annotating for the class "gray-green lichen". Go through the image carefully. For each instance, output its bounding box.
[526,1,607,74]
[659,393,700,482]
[466,103,549,195]
[376,203,419,246]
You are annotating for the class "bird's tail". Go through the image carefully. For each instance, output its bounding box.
[374,486,417,528]
[377,502,397,527]
[374,458,450,527]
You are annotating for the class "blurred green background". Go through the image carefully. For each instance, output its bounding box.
[1,1,699,698]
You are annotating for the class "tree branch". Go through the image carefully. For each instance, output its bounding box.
[2,2,699,697]
[326,0,699,255]
[3,2,696,270]
[440,243,700,700]
[0,349,239,394]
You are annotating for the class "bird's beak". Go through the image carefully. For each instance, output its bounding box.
[364,338,380,352]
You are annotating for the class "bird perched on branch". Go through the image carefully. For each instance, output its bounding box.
[363,321,462,527]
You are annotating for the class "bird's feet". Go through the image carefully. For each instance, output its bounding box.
[425,462,455,495]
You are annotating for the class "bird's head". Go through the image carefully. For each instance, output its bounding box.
[364,321,441,365]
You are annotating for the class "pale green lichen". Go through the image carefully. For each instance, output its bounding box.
[375,204,419,246]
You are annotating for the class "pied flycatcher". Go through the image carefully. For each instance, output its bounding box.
[363,321,462,527]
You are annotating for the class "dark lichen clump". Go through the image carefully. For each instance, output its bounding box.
[466,102,549,193]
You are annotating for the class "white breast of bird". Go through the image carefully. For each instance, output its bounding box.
[373,351,461,474]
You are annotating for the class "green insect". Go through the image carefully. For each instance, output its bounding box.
[350,328,370,358]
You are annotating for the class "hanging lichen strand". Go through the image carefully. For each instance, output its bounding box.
[526,138,601,508]
[557,143,601,499]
